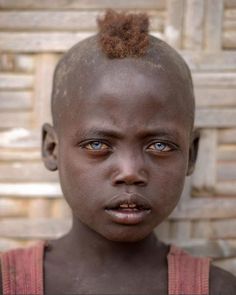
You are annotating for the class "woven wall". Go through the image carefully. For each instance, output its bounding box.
[0,0,236,275]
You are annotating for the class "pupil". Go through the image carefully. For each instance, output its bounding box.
[92,142,102,149]
[155,143,165,150]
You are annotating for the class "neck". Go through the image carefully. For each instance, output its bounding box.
[50,216,167,266]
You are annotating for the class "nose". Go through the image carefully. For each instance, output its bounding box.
[111,152,148,186]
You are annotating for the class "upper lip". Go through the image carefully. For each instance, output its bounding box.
[104,193,151,210]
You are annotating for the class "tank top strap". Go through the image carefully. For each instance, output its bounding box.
[1,241,45,295]
[167,245,210,295]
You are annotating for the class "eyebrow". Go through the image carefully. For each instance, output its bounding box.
[137,128,182,142]
[74,126,182,142]
[74,127,124,140]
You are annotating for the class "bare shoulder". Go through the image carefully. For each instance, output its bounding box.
[210,264,236,295]
[0,260,2,295]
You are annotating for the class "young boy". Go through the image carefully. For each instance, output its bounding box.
[1,10,236,295]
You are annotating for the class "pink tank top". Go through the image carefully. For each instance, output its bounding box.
[0,242,210,295]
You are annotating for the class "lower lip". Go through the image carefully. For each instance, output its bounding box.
[105,209,151,225]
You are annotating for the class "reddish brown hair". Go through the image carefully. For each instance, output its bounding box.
[97,9,149,58]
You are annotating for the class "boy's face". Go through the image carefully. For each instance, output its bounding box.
[43,59,197,242]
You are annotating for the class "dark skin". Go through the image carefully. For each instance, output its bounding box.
[44,60,192,294]
[1,49,236,294]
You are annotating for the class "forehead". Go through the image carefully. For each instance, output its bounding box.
[88,59,171,97]
[55,58,193,138]
[66,55,190,101]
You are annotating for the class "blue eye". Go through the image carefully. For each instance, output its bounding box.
[154,142,166,151]
[148,142,172,152]
[90,142,102,150]
[84,141,109,151]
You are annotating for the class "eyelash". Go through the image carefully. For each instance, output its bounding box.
[147,142,176,152]
[78,140,112,156]
[82,141,111,151]
[80,140,176,153]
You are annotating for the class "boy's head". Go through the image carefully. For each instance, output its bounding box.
[42,10,199,242]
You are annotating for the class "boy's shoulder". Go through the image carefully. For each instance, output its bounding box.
[0,259,2,295]
[0,242,44,295]
[210,264,236,295]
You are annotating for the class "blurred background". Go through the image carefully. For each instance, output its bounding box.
[0,0,236,275]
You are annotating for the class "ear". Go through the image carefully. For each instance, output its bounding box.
[186,128,200,176]
[42,123,58,171]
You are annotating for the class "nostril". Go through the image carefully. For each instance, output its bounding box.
[114,178,146,186]
[115,180,125,185]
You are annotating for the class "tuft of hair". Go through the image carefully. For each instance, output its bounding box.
[97,9,149,58]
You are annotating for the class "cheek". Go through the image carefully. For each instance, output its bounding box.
[58,150,105,213]
[151,152,188,184]
[151,158,187,215]
[57,149,84,206]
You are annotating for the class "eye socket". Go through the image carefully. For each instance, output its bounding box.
[83,141,110,151]
[147,142,173,152]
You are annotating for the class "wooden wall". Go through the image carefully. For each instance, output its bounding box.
[0,0,236,276]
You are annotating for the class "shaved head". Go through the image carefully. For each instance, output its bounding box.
[51,34,195,130]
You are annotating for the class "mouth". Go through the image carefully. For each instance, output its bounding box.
[104,194,151,225]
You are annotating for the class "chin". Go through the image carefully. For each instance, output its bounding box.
[102,227,152,243]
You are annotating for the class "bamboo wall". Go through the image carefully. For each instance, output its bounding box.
[0,0,236,276]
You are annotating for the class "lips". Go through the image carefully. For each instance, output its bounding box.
[104,193,151,225]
